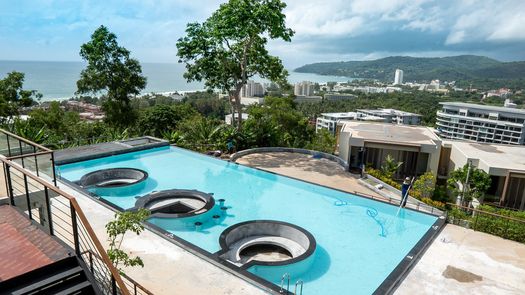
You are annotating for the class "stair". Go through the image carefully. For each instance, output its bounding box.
[0,256,101,295]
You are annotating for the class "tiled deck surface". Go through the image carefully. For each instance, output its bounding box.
[0,205,71,281]
[235,152,383,198]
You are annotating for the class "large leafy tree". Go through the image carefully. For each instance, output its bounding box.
[176,0,294,129]
[76,25,146,127]
[0,71,40,121]
[447,163,491,203]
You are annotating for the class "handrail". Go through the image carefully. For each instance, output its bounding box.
[82,250,154,295]
[70,198,130,295]
[1,157,130,295]
[6,150,53,160]
[447,203,525,224]
[0,128,51,152]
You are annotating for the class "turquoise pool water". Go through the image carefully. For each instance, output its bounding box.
[57,146,438,294]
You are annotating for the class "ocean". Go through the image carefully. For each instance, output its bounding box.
[0,60,351,101]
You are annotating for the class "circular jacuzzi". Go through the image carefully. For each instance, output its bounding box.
[134,189,215,218]
[218,220,316,270]
[79,168,148,188]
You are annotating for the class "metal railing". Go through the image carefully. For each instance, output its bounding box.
[447,203,525,243]
[1,157,151,295]
[0,129,56,185]
[352,190,444,216]
[82,250,154,295]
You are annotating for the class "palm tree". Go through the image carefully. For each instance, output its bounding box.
[381,154,403,179]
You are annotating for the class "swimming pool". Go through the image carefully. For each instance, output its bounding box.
[57,146,441,294]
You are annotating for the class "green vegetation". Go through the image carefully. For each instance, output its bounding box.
[77,25,147,127]
[295,55,525,86]
[176,0,293,129]
[380,154,403,179]
[0,71,40,122]
[447,164,492,204]
[448,205,525,243]
[105,209,150,271]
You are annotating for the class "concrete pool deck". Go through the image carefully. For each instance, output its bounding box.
[234,152,382,198]
[396,225,525,295]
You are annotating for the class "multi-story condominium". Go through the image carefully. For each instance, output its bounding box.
[241,80,264,98]
[357,108,422,125]
[394,69,403,85]
[294,81,314,96]
[316,112,384,134]
[436,102,525,145]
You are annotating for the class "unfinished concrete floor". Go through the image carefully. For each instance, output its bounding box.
[396,225,525,295]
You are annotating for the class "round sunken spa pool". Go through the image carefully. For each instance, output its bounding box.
[79,168,148,188]
[134,189,215,218]
[134,189,223,231]
[79,168,149,196]
[218,220,316,280]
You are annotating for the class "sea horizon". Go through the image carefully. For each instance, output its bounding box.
[0,60,352,101]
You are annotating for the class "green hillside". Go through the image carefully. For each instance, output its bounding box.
[294,55,525,82]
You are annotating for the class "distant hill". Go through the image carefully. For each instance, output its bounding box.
[294,55,525,82]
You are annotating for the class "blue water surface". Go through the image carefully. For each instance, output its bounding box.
[58,146,437,295]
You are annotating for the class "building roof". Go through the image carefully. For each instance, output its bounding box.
[321,112,358,118]
[357,108,421,117]
[440,102,525,115]
[444,140,525,172]
[341,121,441,146]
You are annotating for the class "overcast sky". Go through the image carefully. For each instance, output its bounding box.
[1,0,524,68]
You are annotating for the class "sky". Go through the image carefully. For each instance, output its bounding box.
[1,0,524,69]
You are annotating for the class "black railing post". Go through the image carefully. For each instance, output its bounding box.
[5,165,15,206]
[33,146,40,176]
[6,134,12,157]
[23,175,32,220]
[89,251,94,273]
[134,284,137,295]
[70,205,81,256]
[111,276,117,295]
[44,187,54,235]
[18,141,25,168]
[50,152,57,186]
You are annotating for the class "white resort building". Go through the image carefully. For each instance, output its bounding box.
[357,108,422,125]
[316,112,384,135]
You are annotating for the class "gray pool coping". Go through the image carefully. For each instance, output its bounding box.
[54,136,169,165]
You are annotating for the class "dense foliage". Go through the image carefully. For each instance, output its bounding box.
[447,164,492,203]
[295,55,525,85]
[176,0,293,128]
[0,72,40,122]
[448,205,525,243]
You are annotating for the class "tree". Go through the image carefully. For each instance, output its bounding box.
[244,97,313,147]
[381,154,403,179]
[176,0,294,129]
[138,104,196,137]
[412,172,436,199]
[105,209,149,272]
[306,129,336,154]
[0,71,40,121]
[76,25,147,127]
[447,164,492,203]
